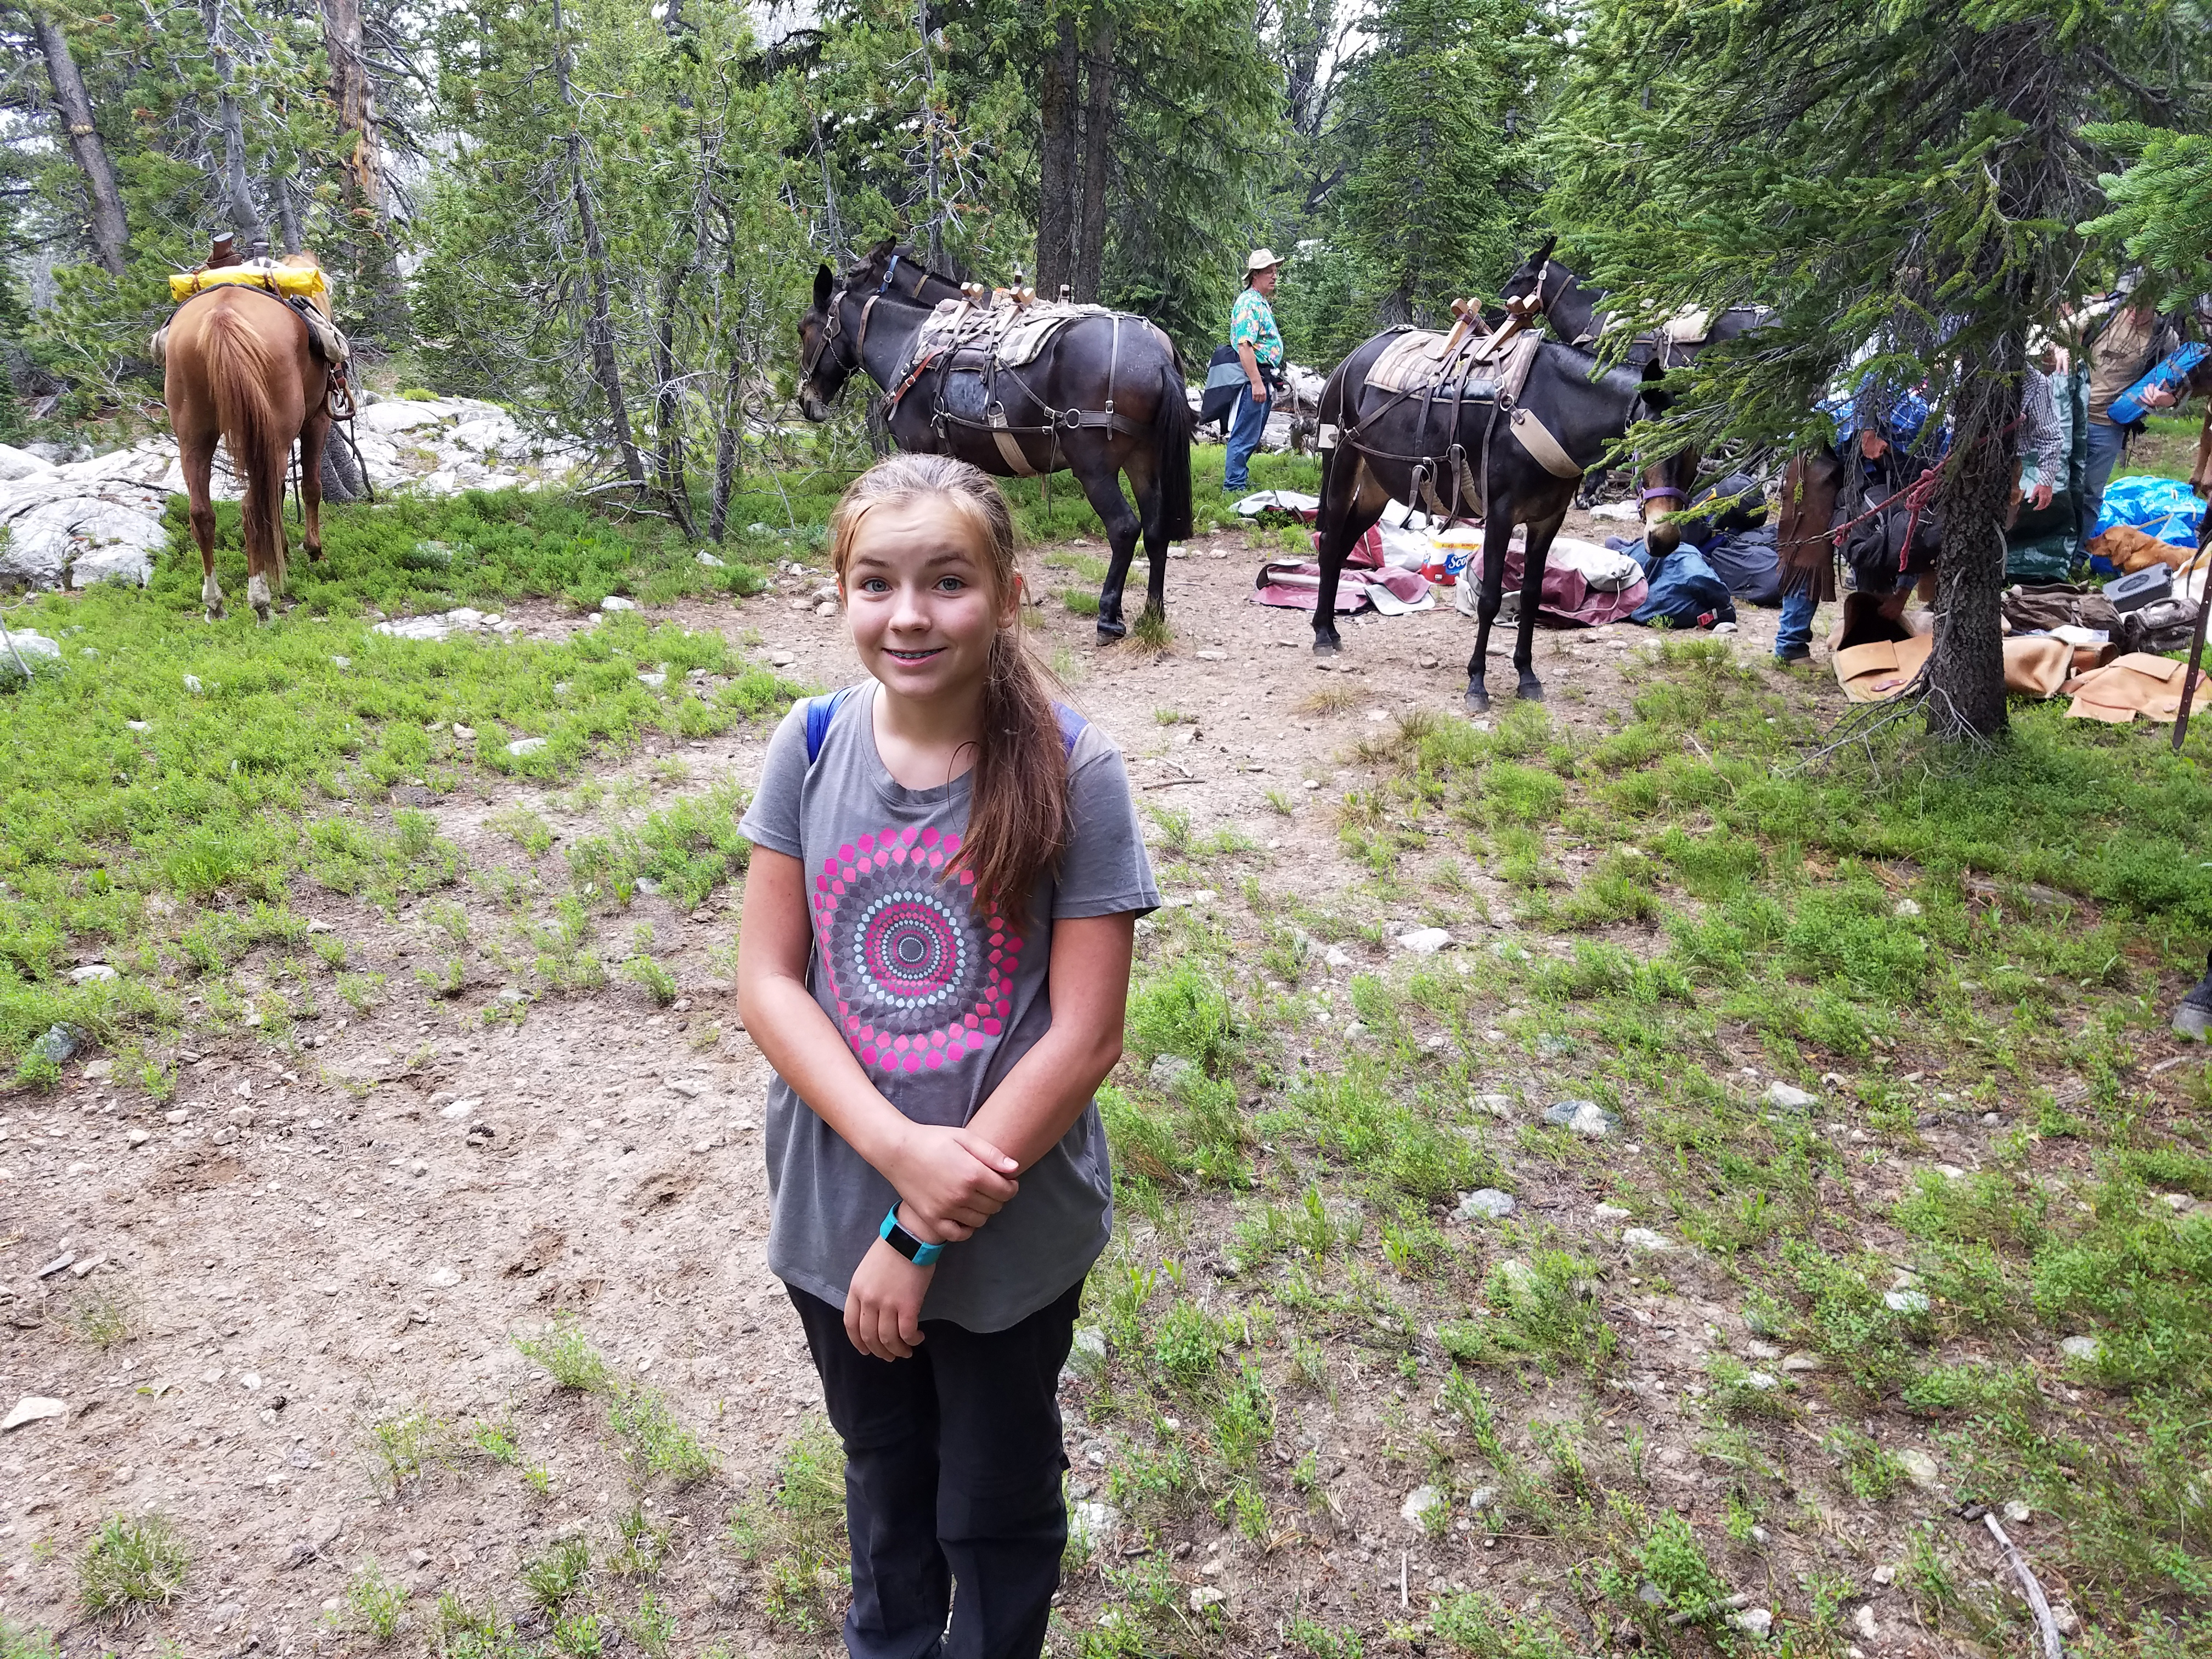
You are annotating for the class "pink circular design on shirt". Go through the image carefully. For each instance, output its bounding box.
[812,820,1025,1081]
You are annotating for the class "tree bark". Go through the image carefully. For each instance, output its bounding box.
[1926,323,2025,741]
[709,353,743,542]
[652,268,697,535]
[1073,11,1115,303]
[552,0,645,487]
[31,8,129,276]
[1035,13,1079,296]
[271,172,302,254]
[319,0,406,336]
[200,0,265,253]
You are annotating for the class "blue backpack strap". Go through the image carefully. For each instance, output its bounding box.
[804,685,859,765]
[1054,702,1087,757]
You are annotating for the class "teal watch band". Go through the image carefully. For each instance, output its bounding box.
[881,1206,945,1267]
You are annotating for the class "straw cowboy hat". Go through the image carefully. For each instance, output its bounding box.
[1245,248,1282,273]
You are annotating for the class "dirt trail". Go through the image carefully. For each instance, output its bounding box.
[0,519,1812,1651]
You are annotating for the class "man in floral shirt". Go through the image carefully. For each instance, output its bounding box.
[1224,249,1283,493]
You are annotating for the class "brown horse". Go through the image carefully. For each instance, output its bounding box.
[162,255,331,623]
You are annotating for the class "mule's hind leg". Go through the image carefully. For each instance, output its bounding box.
[1311,450,1389,656]
[1121,447,1173,625]
[1465,512,1519,713]
[1073,455,1144,644]
[1511,512,1568,702]
[181,435,225,621]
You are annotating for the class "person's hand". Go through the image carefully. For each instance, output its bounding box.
[2031,482,2053,510]
[2143,385,2177,410]
[845,1234,933,1360]
[885,1123,1019,1240]
[1249,380,1269,403]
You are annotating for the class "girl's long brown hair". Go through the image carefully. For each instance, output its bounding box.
[828,454,1070,929]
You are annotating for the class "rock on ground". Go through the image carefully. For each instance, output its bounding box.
[0,394,595,594]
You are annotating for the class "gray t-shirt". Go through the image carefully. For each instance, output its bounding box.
[737,684,1159,1331]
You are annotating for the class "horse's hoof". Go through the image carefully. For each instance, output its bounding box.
[306,545,324,564]
[253,606,273,628]
[1313,635,1341,657]
[205,604,224,623]
[1517,678,1544,703]
[1465,684,1491,715]
[1096,621,1126,644]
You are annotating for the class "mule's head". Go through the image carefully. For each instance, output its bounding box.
[1498,235,1560,314]
[796,263,851,421]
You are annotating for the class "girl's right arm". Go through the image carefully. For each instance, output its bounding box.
[735,847,1020,1238]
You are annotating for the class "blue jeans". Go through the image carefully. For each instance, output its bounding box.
[2084,417,2129,533]
[1776,588,1818,658]
[1223,382,1270,492]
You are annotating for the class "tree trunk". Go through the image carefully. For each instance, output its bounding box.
[1035,14,1079,296]
[552,0,645,487]
[271,172,302,254]
[709,353,743,542]
[319,0,405,337]
[1073,12,1115,303]
[1925,324,2025,741]
[200,0,265,253]
[31,8,129,276]
[917,0,941,268]
[652,268,697,535]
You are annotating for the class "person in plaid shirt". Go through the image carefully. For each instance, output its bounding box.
[1224,249,1283,492]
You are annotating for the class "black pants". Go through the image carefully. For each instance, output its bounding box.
[789,1278,1084,1659]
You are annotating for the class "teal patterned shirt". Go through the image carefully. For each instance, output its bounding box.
[1229,287,1283,370]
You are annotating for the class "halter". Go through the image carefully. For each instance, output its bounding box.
[802,254,922,388]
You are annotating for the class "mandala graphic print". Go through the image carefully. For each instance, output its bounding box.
[813,825,1020,1074]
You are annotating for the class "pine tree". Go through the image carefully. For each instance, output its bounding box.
[1547,1,2211,740]
[1322,0,1537,330]
[2084,125,2212,303]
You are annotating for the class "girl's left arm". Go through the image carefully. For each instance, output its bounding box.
[962,911,1136,1169]
[841,910,1133,1361]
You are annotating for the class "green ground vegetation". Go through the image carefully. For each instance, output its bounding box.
[1064,637,2212,1657]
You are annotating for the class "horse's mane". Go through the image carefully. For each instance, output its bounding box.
[843,239,963,298]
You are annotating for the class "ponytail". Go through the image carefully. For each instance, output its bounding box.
[827,454,1071,929]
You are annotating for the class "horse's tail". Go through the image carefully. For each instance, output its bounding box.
[1150,363,1194,543]
[204,305,287,592]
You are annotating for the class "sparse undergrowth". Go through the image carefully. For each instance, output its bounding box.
[1058,637,2212,1657]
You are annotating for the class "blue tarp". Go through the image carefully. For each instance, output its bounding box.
[1616,538,1737,629]
[2094,474,2204,549]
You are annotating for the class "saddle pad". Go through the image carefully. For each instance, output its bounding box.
[1365,329,1541,403]
[1660,308,1713,346]
[907,297,1107,376]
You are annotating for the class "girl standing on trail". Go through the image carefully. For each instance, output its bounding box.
[737,452,1158,1659]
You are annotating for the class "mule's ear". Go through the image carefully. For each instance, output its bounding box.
[1640,385,1674,415]
[814,264,833,308]
[1536,233,1558,262]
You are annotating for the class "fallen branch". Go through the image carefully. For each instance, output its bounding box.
[1983,1513,2064,1659]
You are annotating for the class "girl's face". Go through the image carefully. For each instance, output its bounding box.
[841,498,1019,705]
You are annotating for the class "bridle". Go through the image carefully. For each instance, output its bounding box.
[802,252,924,392]
[1527,258,1604,348]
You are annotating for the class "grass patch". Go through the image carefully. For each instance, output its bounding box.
[727,1419,849,1634]
[76,1514,188,1624]
[1,489,802,1070]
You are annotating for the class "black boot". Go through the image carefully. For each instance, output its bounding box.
[2174,951,2212,1041]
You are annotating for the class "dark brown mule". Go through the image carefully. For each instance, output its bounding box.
[162,255,331,624]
